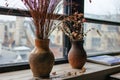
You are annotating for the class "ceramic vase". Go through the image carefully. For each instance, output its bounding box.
[29,39,54,79]
[68,40,87,69]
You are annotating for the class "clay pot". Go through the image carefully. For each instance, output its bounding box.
[68,40,87,69]
[29,39,54,79]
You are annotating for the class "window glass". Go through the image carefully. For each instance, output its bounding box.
[92,38,101,48]
[84,22,120,56]
[0,0,63,14]
[0,0,26,9]
[0,15,63,65]
[84,0,120,22]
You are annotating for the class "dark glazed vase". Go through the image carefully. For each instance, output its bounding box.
[68,40,87,69]
[29,39,54,79]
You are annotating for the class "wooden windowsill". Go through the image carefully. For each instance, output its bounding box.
[0,62,120,80]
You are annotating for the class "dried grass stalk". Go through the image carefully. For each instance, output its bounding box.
[21,0,61,39]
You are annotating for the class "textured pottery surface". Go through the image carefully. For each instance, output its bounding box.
[29,39,54,78]
[68,40,87,69]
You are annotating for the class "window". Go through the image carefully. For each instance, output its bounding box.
[84,0,120,56]
[84,0,120,22]
[0,0,65,68]
[1,0,120,72]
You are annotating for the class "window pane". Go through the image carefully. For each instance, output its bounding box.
[0,0,63,14]
[84,22,120,56]
[0,0,26,9]
[0,15,63,65]
[84,0,120,22]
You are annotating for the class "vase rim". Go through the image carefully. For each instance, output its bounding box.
[71,39,84,41]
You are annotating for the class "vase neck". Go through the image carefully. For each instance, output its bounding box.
[71,40,84,48]
[35,39,50,49]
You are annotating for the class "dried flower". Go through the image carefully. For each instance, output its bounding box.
[89,0,92,3]
[67,72,72,76]
[52,71,57,75]
[80,67,86,73]
[60,12,101,41]
[60,12,85,40]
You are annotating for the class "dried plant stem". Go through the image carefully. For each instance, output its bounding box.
[21,0,61,39]
[83,28,101,36]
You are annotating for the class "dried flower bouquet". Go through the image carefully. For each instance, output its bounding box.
[60,12,101,41]
[20,0,61,39]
